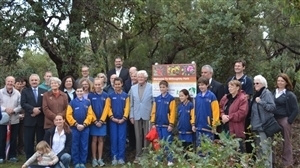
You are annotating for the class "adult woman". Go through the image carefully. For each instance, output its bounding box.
[59,76,77,102]
[273,73,299,167]
[96,73,107,88]
[44,114,72,168]
[220,80,248,152]
[79,78,93,99]
[43,77,69,129]
[250,75,276,167]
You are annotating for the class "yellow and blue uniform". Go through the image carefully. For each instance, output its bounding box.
[194,90,219,146]
[66,97,96,165]
[151,92,176,161]
[88,92,109,136]
[177,101,195,143]
[106,91,129,161]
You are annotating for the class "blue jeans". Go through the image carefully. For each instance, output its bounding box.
[55,153,71,168]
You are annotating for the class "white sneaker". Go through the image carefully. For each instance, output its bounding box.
[167,161,174,166]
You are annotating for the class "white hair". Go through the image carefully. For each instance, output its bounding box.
[254,75,268,88]
[49,77,62,85]
[137,70,148,78]
[29,74,40,81]
[201,65,214,73]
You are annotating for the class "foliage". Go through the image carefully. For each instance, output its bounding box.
[125,132,283,168]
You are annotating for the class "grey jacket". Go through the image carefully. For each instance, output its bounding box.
[130,83,153,120]
[0,87,22,125]
[251,88,276,131]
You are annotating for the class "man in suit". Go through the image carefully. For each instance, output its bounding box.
[21,74,48,159]
[123,67,138,151]
[107,56,129,86]
[129,70,153,163]
[76,65,94,86]
[124,67,138,93]
[201,65,225,101]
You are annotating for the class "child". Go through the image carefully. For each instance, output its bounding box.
[66,85,96,168]
[88,77,108,167]
[22,141,58,168]
[106,77,129,165]
[193,77,220,147]
[177,89,195,154]
[150,80,176,166]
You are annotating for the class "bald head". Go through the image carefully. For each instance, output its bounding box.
[129,67,138,76]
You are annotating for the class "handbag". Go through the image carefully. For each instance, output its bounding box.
[257,105,282,137]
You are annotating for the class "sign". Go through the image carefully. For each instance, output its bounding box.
[152,64,197,97]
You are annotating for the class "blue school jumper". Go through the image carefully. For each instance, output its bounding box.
[88,92,108,136]
[177,101,194,143]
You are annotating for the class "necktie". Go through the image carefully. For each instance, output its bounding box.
[33,88,38,102]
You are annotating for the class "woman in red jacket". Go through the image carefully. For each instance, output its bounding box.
[220,80,249,152]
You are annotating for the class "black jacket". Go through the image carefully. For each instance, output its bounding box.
[44,126,72,158]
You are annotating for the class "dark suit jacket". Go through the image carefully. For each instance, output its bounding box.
[209,79,225,101]
[123,79,132,93]
[21,87,48,127]
[107,67,129,85]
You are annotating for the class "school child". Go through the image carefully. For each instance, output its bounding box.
[177,89,195,153]
[66,85,96,168]
[106,77,130,165]
[192,77,220,147]
[150,80,176,166]
[22,141,58,168]
[88,77,108,167]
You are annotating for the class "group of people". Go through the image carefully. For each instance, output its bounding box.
[0,57,298,168]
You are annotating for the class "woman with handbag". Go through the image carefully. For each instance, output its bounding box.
[250,75,276,168]
[273,73,299,168]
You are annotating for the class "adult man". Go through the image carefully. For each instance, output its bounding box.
[76,66,94,86]
[124,67,138,151]
[201,65,224,101]
[0,76,22,163]
[21,74,48,159]
[39,71,52,91]
[104,74,117,94]
[129,70,153,163]
[107,56,129,85]
[124,67,138,93]
[226,59,253,153]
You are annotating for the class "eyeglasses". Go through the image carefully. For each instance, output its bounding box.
[100,76,104,78]
[253,82,260,85]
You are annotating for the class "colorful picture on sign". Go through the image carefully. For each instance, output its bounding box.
[152,64,197,97]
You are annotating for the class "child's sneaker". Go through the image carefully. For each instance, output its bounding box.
[79,163,86,168]
[98,159,105,167]
[167,161,174,166]
[118,159,125,165]
[8,157,18,163]
[92,159,98,167]
[111,159,117,166]
[0,159,3,164]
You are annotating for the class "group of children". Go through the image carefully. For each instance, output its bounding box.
[22,76,219,167]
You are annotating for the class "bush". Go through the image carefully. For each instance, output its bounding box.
[124,132,283,168]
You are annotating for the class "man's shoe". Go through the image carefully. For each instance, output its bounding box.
[133,157,140,164]
[167,161,174,166]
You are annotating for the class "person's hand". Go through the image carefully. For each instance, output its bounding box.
[130,118,134,124]
[22,164,27,168]
[118,119,125,124]
[192,126,196,132]
[32,107,41,115]
[112,118,119,123]
[48,161,54,165]
[5,108,14,115]
[152,125,156,129]
[167,126,173,132]
[77,124,84,131]
[96,122,102,127]
[37,156,42,161]
[222,115,230,124]
[255,97,261,103]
